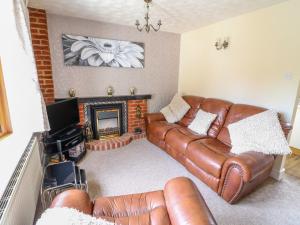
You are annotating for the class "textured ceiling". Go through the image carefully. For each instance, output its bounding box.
[28,0,287,33]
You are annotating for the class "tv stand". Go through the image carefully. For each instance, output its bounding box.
[44,126,86,162]
[66,128,77,136]
[49,125,79,139]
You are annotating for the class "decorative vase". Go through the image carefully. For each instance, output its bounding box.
[68,88,76,97]
[129,87,136,96]
[107,86,114,96]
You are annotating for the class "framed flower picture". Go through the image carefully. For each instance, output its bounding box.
[62,34,145,69]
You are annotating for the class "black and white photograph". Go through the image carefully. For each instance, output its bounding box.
[62,34,145,68]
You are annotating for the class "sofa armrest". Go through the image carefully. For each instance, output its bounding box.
[219,151,274,203]
[144,112,165,126]
[222,151,274,182]
[164,177,217,225]
[50,189,93,215]
[280,121,293,138]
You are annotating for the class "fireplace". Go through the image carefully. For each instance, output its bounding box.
[96,109,119,139]
[90,103,125,140]
[72,95,151,144]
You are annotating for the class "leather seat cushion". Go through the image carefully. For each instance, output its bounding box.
[93,191,171,225]
[147,121,180,141]
[199,138,234,158]
[186,139,231,178]
[165,128,206,155]
[176,127,208,139]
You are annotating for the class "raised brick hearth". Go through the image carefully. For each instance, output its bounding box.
[86,132,146,151]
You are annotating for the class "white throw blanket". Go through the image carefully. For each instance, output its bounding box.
[36,207,115,225]
[228,110,291,155]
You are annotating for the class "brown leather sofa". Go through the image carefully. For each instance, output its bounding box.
[145,96,291,204]
[50,177,217,225]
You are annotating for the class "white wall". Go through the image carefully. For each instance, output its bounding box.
[179,0,300,122]
[0,0,45,197]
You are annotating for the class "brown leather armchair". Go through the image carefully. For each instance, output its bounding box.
[145,96,292,204]
[50,177,217,225]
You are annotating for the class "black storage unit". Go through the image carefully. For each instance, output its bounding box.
[41,161,88,208]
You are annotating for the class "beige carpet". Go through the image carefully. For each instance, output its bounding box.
[79,139,300,225]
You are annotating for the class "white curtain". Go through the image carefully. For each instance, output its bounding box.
[13,0,50,131]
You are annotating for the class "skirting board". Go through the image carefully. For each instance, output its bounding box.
[270,168,286,181]
[270,155,287,181]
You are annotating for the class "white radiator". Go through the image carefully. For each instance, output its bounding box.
[0,135,43,225]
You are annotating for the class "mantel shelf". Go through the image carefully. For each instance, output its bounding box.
[55,95,152,103]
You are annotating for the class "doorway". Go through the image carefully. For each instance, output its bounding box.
[285,91,300,178]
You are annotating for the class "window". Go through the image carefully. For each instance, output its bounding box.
[0,59,12,138]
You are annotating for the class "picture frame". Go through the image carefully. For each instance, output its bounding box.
[62,34,145,69]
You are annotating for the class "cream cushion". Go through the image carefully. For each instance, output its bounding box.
[160,94,190,123]
[228,110,291,155]
[37,207,114,225]
[160,105,178,123]
[188,110,217,135]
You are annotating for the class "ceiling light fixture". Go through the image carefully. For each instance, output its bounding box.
[135,0,162,33]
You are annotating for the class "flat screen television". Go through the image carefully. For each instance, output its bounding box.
[46,98,80,136]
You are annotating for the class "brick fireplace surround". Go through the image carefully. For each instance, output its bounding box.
[77,95,151,151]
[78,97,149,133]
[28,7,151,151]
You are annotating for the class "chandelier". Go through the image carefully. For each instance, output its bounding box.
[135,0,162,33]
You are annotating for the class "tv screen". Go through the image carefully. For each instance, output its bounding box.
[46,98,80,135]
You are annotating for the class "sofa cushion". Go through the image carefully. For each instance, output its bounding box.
[199,138,233,157]
[93,191,171,224]
[200,98,233,138]
[147,121,180,141]
[176,127,207,140]
[161,94,191,123]
[160,105,178,123]
[217,104,267,146]
[188,109,217,135]
[165,128,206,162]
[178,96,205,127]
[186,139,231,178]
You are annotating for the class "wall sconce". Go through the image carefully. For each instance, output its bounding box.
[215,37,229,50]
